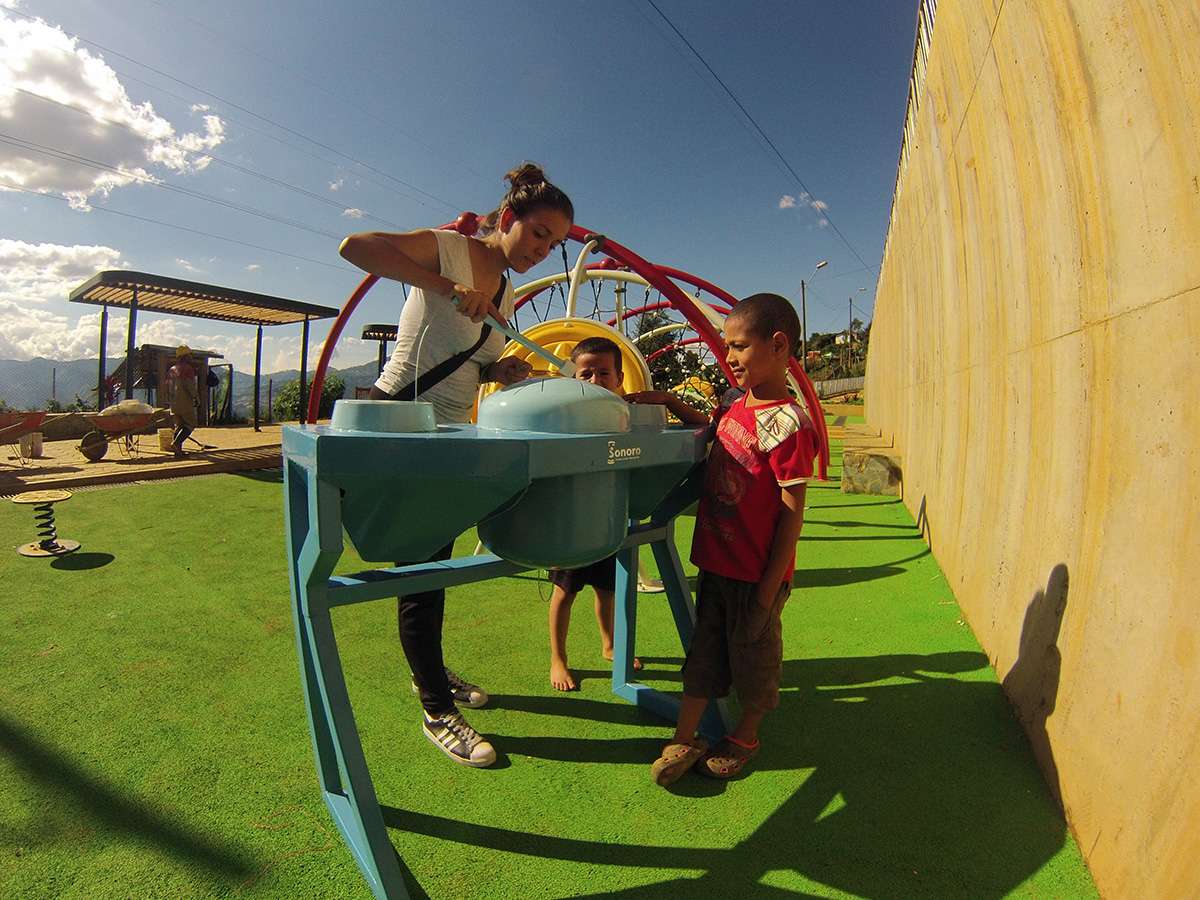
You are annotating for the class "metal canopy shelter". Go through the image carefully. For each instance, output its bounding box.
[360,324,398,376]
[70,270,340,430]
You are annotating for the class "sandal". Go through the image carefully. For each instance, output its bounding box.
[651,739,709,786]
[698,736,759,779]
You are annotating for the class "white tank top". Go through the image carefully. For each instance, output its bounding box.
[373,230,515,423]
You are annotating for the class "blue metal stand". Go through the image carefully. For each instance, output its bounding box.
[283,422,726,899]
[613,522,732,740]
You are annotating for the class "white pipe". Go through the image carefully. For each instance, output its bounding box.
[564,238,601,318]
[634,323,692,343]
[515,267,728,341]
[516,269,650,300]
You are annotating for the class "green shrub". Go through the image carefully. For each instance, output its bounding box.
[273,375,344,422]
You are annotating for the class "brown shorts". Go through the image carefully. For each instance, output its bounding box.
[681,570,789,715]
[548,552,618,595]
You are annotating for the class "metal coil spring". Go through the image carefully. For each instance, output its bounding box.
[33,500,59,548]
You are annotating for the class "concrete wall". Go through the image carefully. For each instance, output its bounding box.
[865,2,1200,897]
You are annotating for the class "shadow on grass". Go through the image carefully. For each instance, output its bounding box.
[381,650,1071,900]
[807,519,917,530]
[0,715,255,882]
[676,548,931,595]
[50,551,114,570]
[231,468,284,485]
[808,498,905,509]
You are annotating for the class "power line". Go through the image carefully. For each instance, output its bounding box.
[0,132,346,239]
[7,87,404,230]
[110,69,453,216]
[142,0,496,189]
[637,0,879,278]
[5,185,351,272]
[0,2,463,218]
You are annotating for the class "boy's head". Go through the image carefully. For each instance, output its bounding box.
[570,336,624,394]
[723,293,800,390]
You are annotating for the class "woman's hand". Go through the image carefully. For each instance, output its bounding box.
[450,284,509,327]
[486,357,533,385]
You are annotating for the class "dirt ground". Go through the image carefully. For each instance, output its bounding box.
[0,423,284,496]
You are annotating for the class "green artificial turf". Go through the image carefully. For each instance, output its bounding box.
[0,437,1099,900]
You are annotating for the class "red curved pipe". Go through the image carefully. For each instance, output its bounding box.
[604,301,681,327]
[654,266,738,312]
[306,217,475,424]
[645,336,705,364]
[565,227,731,381]
[565,230,828,478]
[639,330,829,479]
[306,274,378,423]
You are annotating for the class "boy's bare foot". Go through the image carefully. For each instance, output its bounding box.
[602,647,643,670]
[550,658,578,691]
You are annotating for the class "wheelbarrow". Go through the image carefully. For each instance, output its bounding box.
[0,411,48,467]
[78,411,158,462]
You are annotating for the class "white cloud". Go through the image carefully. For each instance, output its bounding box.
[342,208,364,218]
[0,238,119,302]
[130,317,193,350]
[0,239,123,359]
[176,258,201,273]
[779,191,829,225]
[246,264,260,272]
[329,178,344,191]
[0,297,98,360]
[0,12,225,209]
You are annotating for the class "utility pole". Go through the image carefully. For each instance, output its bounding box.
[848,287,866,370]
[800,260,827,372]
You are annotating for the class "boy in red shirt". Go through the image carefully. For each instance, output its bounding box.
[631,293,818,784]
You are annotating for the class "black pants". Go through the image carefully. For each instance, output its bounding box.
[399,539,456,715]
[173,421,193,449]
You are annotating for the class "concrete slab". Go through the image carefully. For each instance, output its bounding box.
[0,423,284,495]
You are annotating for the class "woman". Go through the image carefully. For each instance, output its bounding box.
[339,163,574,767]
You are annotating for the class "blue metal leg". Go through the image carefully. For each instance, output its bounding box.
[612,520,732,740]
[286,462,409,900]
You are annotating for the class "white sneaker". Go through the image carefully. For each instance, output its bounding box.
[422,709,496,767]
[411,666,489,709]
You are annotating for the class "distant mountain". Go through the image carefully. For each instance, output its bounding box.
[0,356,382,417]
[225,360,380,418]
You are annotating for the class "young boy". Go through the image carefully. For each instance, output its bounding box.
[547,337,646,691]
[635,293,818,784]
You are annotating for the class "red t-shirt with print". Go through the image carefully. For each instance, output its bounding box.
[690,391,818,583]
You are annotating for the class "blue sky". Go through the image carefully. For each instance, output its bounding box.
[0,0,920,373]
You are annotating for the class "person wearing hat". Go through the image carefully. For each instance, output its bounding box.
[167,345,199,456]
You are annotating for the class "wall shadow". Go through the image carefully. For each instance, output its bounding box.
[0,714,254,884]
[682,547,931,594]
[381,649,1071,899]
[1001,563,1069,808]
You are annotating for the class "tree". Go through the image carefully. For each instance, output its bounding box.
[274,375,344,422]
[630,310,728,413]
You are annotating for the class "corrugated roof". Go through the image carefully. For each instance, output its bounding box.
[69,270,339,326]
